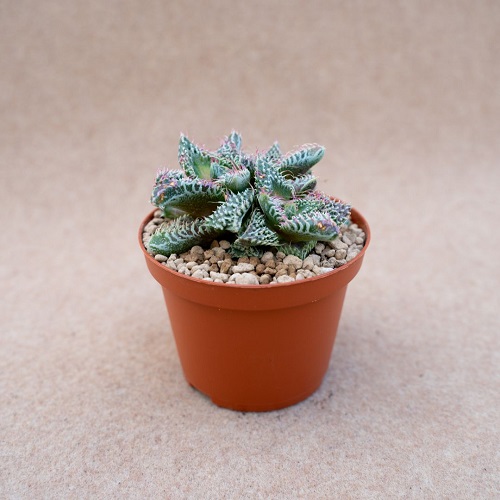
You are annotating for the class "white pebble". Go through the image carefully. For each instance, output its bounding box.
[283,255,303,268]
[317,267,334,274]
[302,256,315,270]
[346,250,360,262]
[276,275,295,283]
[234,273,259,285]
[335,249,347,259]
[342,234,355,245]
[314,242,325,253]
[154,254,167,262]
[192,269,208,279]
[231,263,255,273]
[311,254,321,265]
[193,263,210,272]
[297,269,314,278]
[332,238,348,250]
[210,272,229,281]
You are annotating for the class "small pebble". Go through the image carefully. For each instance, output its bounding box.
[249,256,260,267]
[219,240,231,250]
[315,242,325,253]
[332,239,348,250]
[277,275,295,283]
[255,263,266,274]
[283,255,303,268]
[259,274,271,285]
[234,273,259,285]
[335,249,347,260]
[191,269,208,279]
[210,272,230,282]
[213,247,226,258]
[219,261,232,274]
[346,250,359,262]
[342,234,355,245]
[232,263,255,273]
[191,246,204,255]
[264,267,277,275]
[261,251,275,264]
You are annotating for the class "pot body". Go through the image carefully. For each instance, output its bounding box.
[140,208,370,412]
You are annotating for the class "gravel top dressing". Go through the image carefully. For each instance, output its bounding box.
[143,210,366,285]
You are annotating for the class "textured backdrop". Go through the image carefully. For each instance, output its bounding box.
[1,1,499,498]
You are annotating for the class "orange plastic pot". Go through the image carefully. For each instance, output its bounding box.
[139,207,370,412]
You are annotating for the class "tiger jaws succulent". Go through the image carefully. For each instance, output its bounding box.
[148,132,351,260]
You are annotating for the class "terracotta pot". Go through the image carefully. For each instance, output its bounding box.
[139,207,370,412]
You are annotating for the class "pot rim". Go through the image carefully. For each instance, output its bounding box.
[139,204,371,289]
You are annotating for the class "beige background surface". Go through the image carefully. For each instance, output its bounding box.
[1,1,499,498]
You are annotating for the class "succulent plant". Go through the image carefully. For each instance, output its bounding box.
[148,132,351,259]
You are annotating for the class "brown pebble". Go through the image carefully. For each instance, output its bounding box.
[265,260,276,269]
[287,264,297,274]
[264,267,277,275]
[209,255,219,264]
[190,253,204,264]
[191,246,204,255]
[275,269,288,278]
[219,261,231,274]
[238,256,250,264]
[213,247,226,259]
[209,263,219,272]
[255,263,266,274]
[204,250,214,259]
[210,240,219,249]
[276,263,287,272]
[259,274,271,285]
[249,256,260,267]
